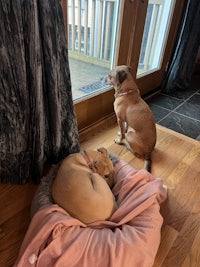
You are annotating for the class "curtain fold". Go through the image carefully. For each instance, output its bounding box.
[0,0,80,184]
[162,0,200,93]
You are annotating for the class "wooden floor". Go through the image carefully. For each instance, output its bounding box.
[0,122,200,267]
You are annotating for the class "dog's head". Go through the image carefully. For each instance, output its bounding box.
[91,147,114,187]
[106,65,132,88]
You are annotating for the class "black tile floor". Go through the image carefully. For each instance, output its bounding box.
[146,74,200,141]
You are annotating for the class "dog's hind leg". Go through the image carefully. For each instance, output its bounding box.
[125,131,152,172]
[125,131,145,156]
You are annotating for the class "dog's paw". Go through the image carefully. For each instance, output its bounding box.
[117,131,127,137]
[114,138,124,145]
[117,131,121,136]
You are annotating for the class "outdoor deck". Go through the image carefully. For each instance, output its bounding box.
[69,57,110,101]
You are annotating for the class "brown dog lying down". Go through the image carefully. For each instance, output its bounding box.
[107,65,156,172]
[52,148,118,224]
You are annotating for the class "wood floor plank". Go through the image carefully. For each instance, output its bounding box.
[182,228,200,267]
[0,184,37,225]
[153,225,178,267]
[161,211,200,267]
[151,137,193,179]
[0,207,32,267]
[161,170,200,232]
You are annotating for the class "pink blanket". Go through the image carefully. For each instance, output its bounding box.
[14,161,167,267]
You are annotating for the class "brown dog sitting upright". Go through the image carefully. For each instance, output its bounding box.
[107,65,156,172]
[52,148,117,224]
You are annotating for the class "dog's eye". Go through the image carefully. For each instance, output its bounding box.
[104,174,110,179]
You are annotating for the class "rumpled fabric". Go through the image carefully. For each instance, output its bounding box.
[14,160,167,267]
[0,0,80,184]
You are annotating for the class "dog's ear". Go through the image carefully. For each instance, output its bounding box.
[97,147,108,156]
[117,70,127,84]
[127,66,132,73]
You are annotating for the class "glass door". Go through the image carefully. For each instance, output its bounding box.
[61,0,185,131]
[117,0,185,96]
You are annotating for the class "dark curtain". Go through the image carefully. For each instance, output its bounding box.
[162,0,200,92]
[0,0,80,184]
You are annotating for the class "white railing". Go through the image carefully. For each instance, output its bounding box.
[67,0,172,74]
[67,0,119,67]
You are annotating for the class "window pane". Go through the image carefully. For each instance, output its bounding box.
[137,0,175,77]
[68,0,121,101]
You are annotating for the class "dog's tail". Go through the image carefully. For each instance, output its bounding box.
[144,155,152,172]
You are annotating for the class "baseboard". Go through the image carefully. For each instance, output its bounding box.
[78,113,117,143]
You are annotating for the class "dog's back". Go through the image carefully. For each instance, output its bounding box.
[107,65,157,171]
[52,149,117,224]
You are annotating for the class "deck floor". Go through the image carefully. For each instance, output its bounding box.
[69,57,109,100]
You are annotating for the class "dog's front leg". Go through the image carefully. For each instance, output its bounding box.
[115,118,126,145]
[117,122,128,135]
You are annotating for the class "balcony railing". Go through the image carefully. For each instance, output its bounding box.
[68,0,119,68]
[67,0,172,71]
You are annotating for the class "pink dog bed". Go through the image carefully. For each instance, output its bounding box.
[14,160,167,267]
